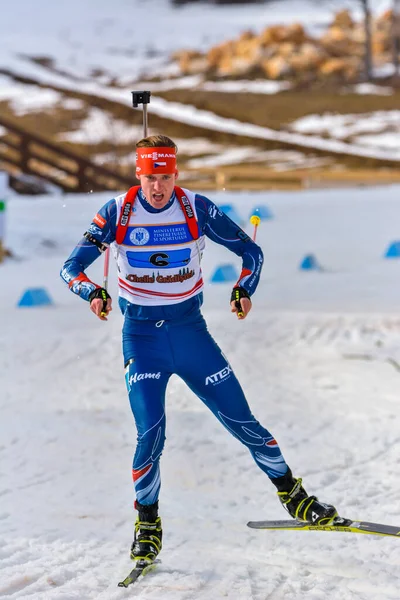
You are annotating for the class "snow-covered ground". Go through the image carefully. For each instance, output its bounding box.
[1,0,400,167]
[1,183,399,599]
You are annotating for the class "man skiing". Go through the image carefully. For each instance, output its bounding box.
[61,134,338,566]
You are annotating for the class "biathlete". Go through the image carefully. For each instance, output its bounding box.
[61,134,338,564]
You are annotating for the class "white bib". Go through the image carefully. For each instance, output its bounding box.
[113,189,205,306]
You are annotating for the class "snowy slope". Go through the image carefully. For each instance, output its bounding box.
[0,185,399,599]
[1,0,399,165]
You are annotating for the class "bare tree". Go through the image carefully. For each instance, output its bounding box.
[311,0,373,80]
[359,0,373,81]
[393,0,400,76]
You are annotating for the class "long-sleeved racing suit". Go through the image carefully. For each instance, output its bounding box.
[61,188,288,505]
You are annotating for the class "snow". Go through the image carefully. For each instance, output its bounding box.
[352,83,394,97]
[290,111,400,153]
[185,147,331,170]
[200,79,292,94]
[58,109,144,145]
[1,183,400,599]
[1,2,400,595]
[354,133,400,151]
[0,77,62,115]
[291,111,400,139]
[115,77,293,95]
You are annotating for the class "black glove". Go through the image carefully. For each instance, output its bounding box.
[89,287,111,316]
[231,286,250,317]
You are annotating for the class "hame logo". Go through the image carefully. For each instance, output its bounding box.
[205,364,232,386]
[129,372,161,385]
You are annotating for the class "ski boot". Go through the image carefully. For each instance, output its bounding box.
[130,500,162,564]
[272,469,338,525]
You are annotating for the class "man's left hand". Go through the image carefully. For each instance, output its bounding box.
[230,286,252,320]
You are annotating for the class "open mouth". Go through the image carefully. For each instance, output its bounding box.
[153,193,164,203]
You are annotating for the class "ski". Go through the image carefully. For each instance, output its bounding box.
[247,517,400,538]
[117,558,160,588]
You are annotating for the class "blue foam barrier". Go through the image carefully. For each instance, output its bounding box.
[384,241,400,258]
[219,204,243,225]
[210,264,239,283]
[17,287,54,307]
[299,254,321,271]
[250,205,273,220]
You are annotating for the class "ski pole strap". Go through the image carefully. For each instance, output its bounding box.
[83,231,109,253]
[88,287,111,317]
[231,286,250,318]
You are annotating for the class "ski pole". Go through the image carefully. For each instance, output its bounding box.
[236,213,261,318]
[100,245,111,318]
[100,91,151,317]
[250,213,261,241]
[102,243,110,289]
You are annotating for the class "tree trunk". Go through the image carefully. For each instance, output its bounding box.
[393,0,400,77]
[361,0,373,81]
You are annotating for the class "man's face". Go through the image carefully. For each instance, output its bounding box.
[139,172,178,209]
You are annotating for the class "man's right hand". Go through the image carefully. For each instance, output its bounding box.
[89,287,112,321]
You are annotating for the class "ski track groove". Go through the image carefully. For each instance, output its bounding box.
[178,566,217,600]
[263,571,289,600]
[246,564,274,600]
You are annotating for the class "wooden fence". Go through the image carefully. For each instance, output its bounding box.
[0,116,133,193]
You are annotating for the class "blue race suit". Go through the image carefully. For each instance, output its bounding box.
[61,189,288,505]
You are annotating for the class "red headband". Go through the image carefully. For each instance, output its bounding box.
[136,147,177,176]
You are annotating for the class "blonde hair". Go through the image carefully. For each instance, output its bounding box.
[136,135,177,152]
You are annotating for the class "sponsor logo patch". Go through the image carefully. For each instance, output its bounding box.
[126,268,195,284]
[121,202,132,227]
[139,152,175,160]
[180,195,194,218]
[129,227,150,246]
[129,372,161,385]
[93,213,106,228]
[205,364,232,386]
[157,268,194,283]
[88,224,103,236]
[208,205,223,219]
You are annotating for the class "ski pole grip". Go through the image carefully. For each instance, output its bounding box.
[89,287,111,318]
[231,286,250,318]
